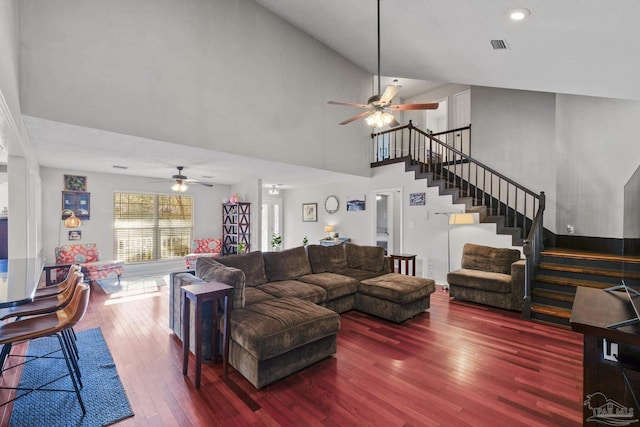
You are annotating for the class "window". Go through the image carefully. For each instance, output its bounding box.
[114,192,193,263]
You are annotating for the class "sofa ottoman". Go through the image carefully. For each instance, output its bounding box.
[357,273,436,323]
[229,296,340,388]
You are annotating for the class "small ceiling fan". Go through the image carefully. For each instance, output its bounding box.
[328,0,439,128]
[168,166,213,192]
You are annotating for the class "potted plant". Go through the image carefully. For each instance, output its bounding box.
[237,241,246,254]
[271,233,282,251]
[302,236,308,247]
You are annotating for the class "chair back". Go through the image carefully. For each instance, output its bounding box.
[61,283,91,329]
[56,271,83,308]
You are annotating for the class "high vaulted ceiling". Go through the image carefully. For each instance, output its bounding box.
[25,0,640,188]
[255,0,640,101]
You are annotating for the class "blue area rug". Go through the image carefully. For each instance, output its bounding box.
[97,273,169,295]
[9,328,134,427]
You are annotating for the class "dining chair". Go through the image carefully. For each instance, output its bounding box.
[0,283,91,414]
[35,265,81,299]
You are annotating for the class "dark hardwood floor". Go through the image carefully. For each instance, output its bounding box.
[2,284,584,426]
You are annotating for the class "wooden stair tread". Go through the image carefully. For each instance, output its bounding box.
[531,288,575,303]
[543,248,640,264]
[537,262,640,279]
[530,303,572,319]
[534,274,613,289]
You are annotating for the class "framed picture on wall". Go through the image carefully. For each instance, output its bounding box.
[347,194,366,211]
[64,175,87,192]
[302,203,317,222]
[62,191,91,220]
[68,230,81,241]
[410,192,426,206]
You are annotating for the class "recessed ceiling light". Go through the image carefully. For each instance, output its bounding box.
[509,8,530,21]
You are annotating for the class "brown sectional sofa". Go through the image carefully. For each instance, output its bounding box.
[170,243,435,388]
[446,243,525,311]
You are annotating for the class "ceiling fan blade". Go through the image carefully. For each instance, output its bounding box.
[339,111,372,125]
[388,102,440,111]
[378,85,399,104]
[328,100,370,109]
[195,182,213,188]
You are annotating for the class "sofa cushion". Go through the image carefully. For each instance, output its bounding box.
[217,251,268,287]
[359,273,435,304]
[306,244,348,273]
[336,268,386,282]
[447,269,512,293]
[460,243,521,275]
[262,247,312,282]
[345,243,385,272]
[257,280,326,304]
[230,297,340,360]
[244,287,277,306]
[297,273,358,300]
[195,257,245,309]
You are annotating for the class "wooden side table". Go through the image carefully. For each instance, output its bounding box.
[181,281,233,389]
[389,253,417,276]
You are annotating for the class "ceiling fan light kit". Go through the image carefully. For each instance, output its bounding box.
[327,0,438,128]
[365,110,395,127]
[167,166,213,192]
[171,181,189,192]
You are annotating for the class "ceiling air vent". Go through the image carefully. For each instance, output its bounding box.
[491,39,508,50]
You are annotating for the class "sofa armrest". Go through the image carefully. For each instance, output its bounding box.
[382,256,392,274]
[510,259,526,308]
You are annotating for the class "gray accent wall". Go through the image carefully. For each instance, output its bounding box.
[471,86,640,239]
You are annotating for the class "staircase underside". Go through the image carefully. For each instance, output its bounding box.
[373,156,526,246]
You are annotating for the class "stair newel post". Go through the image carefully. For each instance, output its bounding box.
[522,239,532,319]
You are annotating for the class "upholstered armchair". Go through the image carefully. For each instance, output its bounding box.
[184,238,222,269]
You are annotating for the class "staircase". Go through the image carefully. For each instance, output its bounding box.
[370,121,543,248]
[530,249,640,326]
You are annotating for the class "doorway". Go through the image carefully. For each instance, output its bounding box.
[261,198,282,251]
[373,188,402,255]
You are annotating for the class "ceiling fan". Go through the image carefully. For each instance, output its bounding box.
[327,0,439,128]
[168,166,213,192]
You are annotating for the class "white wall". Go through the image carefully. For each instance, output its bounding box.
[284,162,516,284]
[19,0,373,177]
[40,167,230,273]
[0,0,42,260]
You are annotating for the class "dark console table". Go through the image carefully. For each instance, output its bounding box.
[570,286,640,425]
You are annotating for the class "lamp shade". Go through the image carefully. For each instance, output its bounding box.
[324,225,334,233]
[449,213,476,225]
[62,209,81,228]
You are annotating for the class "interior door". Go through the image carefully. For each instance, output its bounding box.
[454,89,471,153]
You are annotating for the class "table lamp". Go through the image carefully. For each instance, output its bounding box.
[324,225,334,239]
